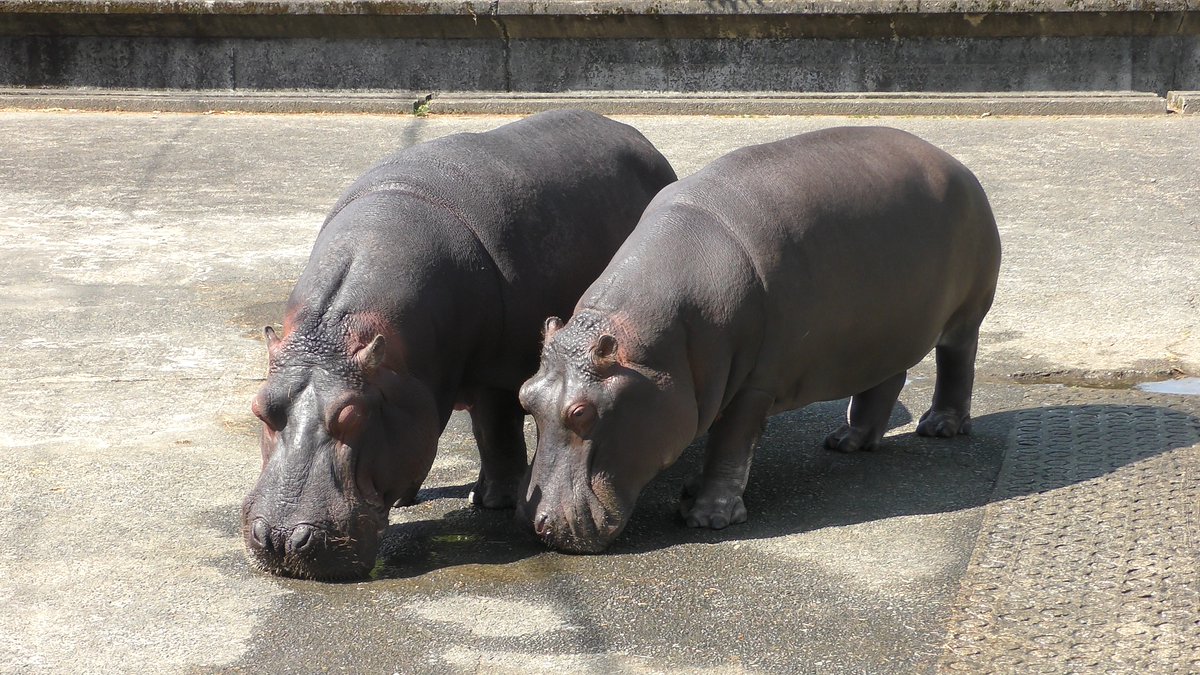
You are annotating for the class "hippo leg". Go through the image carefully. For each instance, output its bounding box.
[467,388,529,508]
[680,389,774,529]
[824,371,907,453]
[917,327,979,437]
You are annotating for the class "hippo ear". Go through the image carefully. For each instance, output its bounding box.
[543,316,564,341]
[591,334,618,365]
[357,334,387,376]
[263,327,282,366]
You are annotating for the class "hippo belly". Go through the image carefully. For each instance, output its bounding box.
[518,126,1000,553]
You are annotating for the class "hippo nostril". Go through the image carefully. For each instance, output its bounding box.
[287,524,319,555]
[250,519,273,554]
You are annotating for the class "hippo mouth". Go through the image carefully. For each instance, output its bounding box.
[526,471,629,554]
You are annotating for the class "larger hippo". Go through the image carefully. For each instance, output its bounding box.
[518,126,1001,553]
[243,110,677,579]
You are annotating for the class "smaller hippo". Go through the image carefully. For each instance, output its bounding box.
[242,110,676,579]
[518,126,1001,553]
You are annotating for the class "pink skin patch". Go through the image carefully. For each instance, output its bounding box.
[272,307,401,371]
[344,311,396,356]
[604,310,642,363]
[281,305,305,341]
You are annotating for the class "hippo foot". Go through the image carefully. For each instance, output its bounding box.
[916,409,972,437]
[680,495,747,530]
[822,424,881,453]
[679,479,748,529]
[468,476,519,509]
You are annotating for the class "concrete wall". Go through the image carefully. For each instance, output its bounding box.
[1,0,1197,93]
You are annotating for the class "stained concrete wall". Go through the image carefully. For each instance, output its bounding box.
[0,0,1197,93]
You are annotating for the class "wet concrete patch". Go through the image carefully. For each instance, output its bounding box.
[1004,364,1188,390]
[373,506,547,582]
[229,382,1021,673]
[1137,376,1200,396]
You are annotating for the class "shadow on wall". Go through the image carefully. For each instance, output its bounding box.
[370,396,1200,579]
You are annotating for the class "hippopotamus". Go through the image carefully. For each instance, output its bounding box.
[242,110,677,579]
[517,126,1001,553]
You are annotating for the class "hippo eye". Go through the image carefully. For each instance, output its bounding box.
[564,402,597,437]
[251,396,286,431]
[331,400,368,439]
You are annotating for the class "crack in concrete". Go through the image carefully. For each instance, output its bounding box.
[488,0,514,92]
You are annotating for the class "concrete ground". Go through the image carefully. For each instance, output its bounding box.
[0,111,1197,673]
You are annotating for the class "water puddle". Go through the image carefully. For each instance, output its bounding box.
[1136,377,1200,396]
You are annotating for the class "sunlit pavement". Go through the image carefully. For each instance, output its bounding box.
[1,111,1196,672]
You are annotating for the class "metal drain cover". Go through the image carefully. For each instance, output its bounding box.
[938,389,1200,672]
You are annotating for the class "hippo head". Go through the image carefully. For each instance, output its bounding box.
[517,312,697,553]
[242,319,438,580]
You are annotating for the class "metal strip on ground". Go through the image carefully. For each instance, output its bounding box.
[938,387,1200,672]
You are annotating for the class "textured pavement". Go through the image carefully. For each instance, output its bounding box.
[0,111,1197,673]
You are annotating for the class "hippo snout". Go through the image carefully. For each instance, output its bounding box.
[247,518,274,554]
[287,524,319,555]
[527,508,577,549]
[243,517,376,581]
[246,520,320,557]
[517,492,619,554]
[527,509,616,554]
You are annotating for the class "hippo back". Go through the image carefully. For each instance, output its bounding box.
[582,126,999,424]
[310,110,677,387]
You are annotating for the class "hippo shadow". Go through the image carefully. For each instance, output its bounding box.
[371,392,1200,576]
[375,475,557,578]
[612,395,1200,555]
